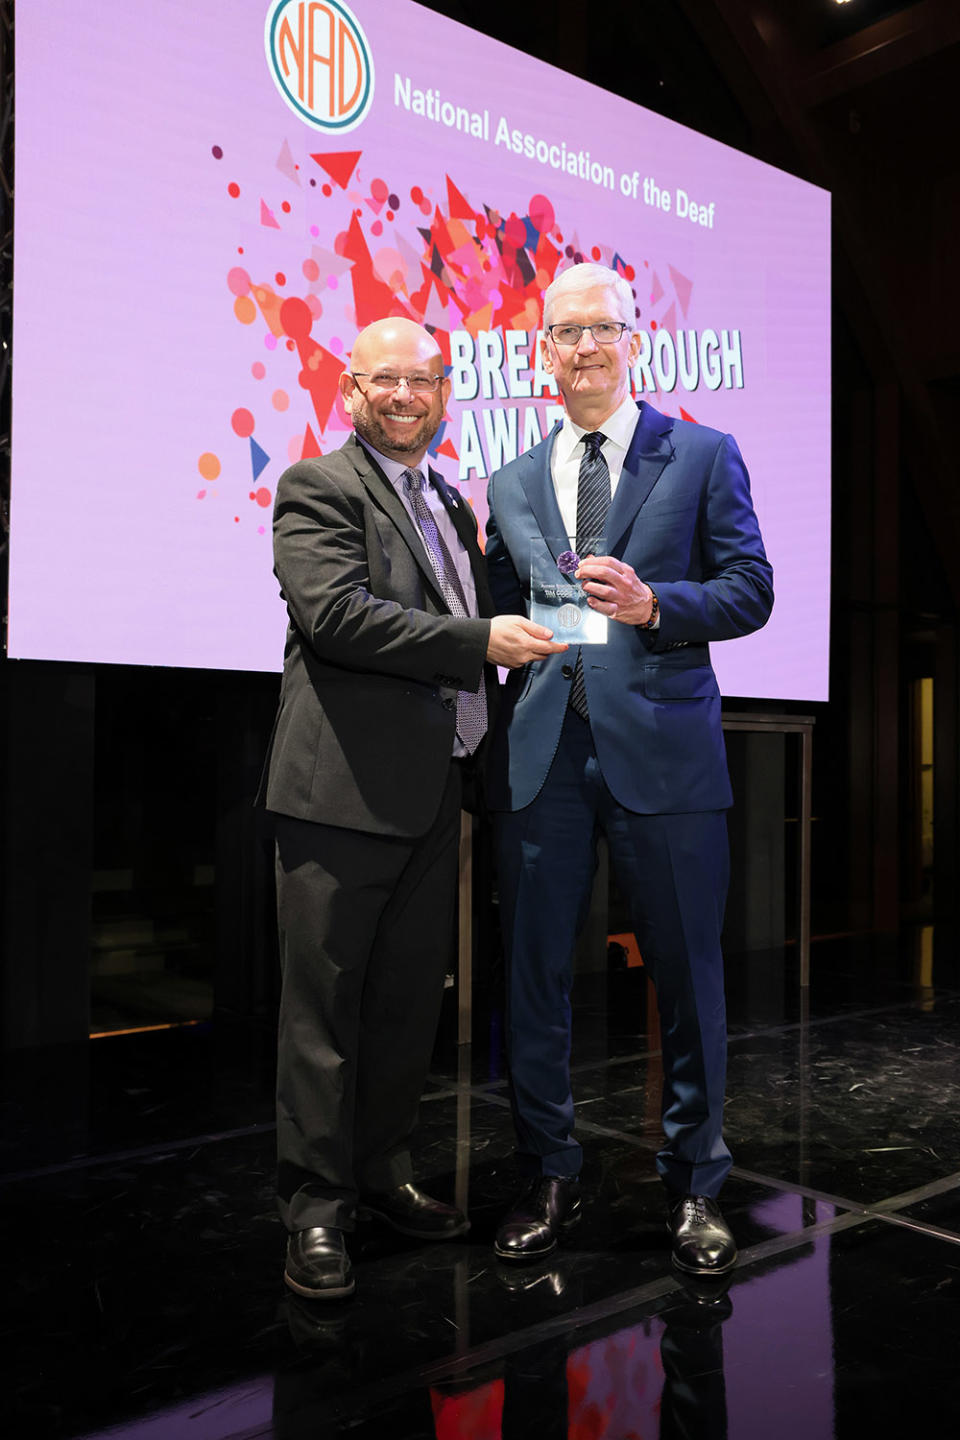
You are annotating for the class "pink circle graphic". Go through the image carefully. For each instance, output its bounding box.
[227,266,251,297]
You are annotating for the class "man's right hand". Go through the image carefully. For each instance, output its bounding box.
[487,616,568,668]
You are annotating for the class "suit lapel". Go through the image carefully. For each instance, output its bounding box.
[346,436,449,604]
[604,401,675,555]
[519,423,568,561]
[516,410,674,563]
[429,465,493,615]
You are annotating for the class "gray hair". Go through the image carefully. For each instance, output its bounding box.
[542,262,635,329]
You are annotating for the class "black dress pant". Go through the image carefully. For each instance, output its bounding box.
[273,763,462,1232]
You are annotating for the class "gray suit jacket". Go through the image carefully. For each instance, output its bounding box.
[258,434,494,837]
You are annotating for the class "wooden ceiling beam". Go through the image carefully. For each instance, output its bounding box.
[796,0,960,108]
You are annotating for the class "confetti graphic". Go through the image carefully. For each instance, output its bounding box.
[200,145,710,535]
[200,49,748,551]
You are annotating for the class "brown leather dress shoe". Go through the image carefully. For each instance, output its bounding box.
[357,1183,470,1239]
[494,1177,582,1262]
[668,1195,737,1276]
[284,1227,355,1299]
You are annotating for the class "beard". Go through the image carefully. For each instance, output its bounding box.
[351,396,441,460]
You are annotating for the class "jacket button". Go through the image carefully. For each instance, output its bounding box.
[561,664,574,680]
[441,697,455,711]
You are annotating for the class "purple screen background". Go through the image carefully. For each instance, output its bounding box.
[10,0,830,698]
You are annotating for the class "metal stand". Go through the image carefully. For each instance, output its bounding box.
[457,810,473,1045]
[723,713,815,987]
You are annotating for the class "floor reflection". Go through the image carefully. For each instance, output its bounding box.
[3,933,960,1438]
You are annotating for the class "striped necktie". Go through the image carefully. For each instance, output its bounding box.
[569,431,610,721]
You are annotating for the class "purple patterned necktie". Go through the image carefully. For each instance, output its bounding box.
[569,431,610,720]
[402,469,487,755]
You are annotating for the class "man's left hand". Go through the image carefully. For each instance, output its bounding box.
[577,556,656,626]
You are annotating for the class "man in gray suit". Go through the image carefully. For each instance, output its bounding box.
[259,316,564,1299]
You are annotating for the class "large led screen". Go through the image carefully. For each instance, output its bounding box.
[10,0,831,697]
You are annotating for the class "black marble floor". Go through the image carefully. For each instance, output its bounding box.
[2,927,960,1438]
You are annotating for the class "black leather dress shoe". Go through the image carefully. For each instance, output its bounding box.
[668,1195,737,1276]
[494,1177,582,1262]
[357,1183,470,1239]
[284,1227,355,1299]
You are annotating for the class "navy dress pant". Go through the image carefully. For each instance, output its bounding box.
[494,707,732,1197]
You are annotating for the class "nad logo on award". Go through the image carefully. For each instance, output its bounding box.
[265,0,374,132]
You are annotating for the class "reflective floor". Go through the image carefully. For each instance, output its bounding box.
[2,929,960,1438]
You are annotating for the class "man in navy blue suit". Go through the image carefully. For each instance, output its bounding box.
[485,262,773,1275]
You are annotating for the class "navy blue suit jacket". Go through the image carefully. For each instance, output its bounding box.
[484,401,774,815]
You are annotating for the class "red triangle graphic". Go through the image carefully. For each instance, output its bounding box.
[310,150,362,189]
[446,175,474,220]
[301,424,322,458]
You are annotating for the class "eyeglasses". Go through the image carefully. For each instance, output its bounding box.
[546,322,630,346]
[350,371,444,394]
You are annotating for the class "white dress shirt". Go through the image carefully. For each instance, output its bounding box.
[549,393,641,539]
[548,395,659,628]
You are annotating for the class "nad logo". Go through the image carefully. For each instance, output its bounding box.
[265,0,374,132]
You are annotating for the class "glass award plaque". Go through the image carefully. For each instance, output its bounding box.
[529,537,608,644]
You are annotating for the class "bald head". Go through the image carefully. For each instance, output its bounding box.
[351,317,443,373]
[340,317,450,465]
